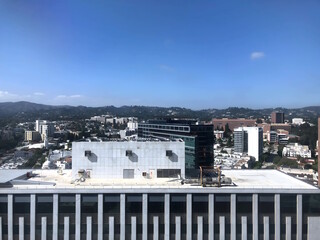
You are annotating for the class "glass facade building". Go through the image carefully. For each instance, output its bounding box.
[138,119,214,170]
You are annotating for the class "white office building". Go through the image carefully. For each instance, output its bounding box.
[282,143,312,158]
[35,120,55,140]
[234,127,263,161]
[72,140,185,179]
[292,118,304,125]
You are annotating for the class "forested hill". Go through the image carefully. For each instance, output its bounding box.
[0,101,319,127]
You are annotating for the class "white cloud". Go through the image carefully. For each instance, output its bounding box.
[70,94,82,98]
[55,94,83,99]
[251,52,265,60]
[33,92,45,96]
[0,90,18,100]
[56,95,67,99]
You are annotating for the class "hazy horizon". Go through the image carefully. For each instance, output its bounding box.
[1,100,320,111]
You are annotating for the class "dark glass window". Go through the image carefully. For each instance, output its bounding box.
[126,194,142,239]
[236,195,252,240]
[36,195,53,240]
[58,195,75,239]
[170,194,186,239]
[214,195,230,240]
[192,194,208,239]
[81,195,98,240]
[103,194,120,239]
[302,194,320,239]
[258,194,274,240]
[0,195,8,237]
[148,194,164,239]
[13,195,30,238]
[280,194,296,240]
[157,169,181,178]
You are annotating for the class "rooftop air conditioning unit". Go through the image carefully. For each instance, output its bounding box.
[126,150,133,157]
[84,151,91,157]
[166,150,173,157]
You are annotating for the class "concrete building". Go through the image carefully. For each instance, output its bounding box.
[278,133,289,145]
[127,120,138,131]
[234,127,263,161]
[282,143,312,158]
[35,120,55,140]
[214,130,224,139]
[267,131,278,143]
[292,118,304,125]
[138,119,214,169]
[212,118,256,131]
[24,131,41,142]
[72,140,185,179]
[271,111,285,124]
[0,169,320,240]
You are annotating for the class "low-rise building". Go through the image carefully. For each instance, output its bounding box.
[212,118,256,131]
[214,130,224,139]
[72,139,185,179]
[282,143,312,158]
[292,118,304,125]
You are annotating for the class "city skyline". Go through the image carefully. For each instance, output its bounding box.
[1,1,320,109]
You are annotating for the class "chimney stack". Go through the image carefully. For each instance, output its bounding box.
[318,117,320,187]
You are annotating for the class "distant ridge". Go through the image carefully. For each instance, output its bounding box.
[0,101,319,127]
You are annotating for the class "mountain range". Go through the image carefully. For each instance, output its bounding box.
[0,101,319,127]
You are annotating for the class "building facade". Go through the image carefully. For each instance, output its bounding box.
[35,120,55,140]
[234,127,263,161]
[72,141,185,179]
[24,131,41,142]
[212,118,256,131]
[271,112,285,124]
[0,170,320,240]
[138,119,214,169]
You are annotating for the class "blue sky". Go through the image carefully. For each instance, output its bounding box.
[0,0,319,109]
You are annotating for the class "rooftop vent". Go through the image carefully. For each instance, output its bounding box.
[84,150,91,157]
[166,150,173,157]
[126,150,133,157]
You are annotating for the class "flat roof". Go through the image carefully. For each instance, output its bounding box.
[0,169,317,192]
[0,169,31,183]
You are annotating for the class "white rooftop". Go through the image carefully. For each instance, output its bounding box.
[1,169,317,190]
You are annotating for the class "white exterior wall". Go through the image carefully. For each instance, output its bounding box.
[72,141,185,179]
[127,122,138,130]
[292,118,304,125]
[245,127,262,161]
[247,128,258,161]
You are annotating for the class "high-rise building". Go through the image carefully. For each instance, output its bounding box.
[138,119,214,169]
[234,127,263,161]
[24,130,41,142]
[35,120,55,140]
[271,111,285,124]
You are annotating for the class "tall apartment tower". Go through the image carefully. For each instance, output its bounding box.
[35,120,55,140]
[234,127,263,161]
[271,111,285,123]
